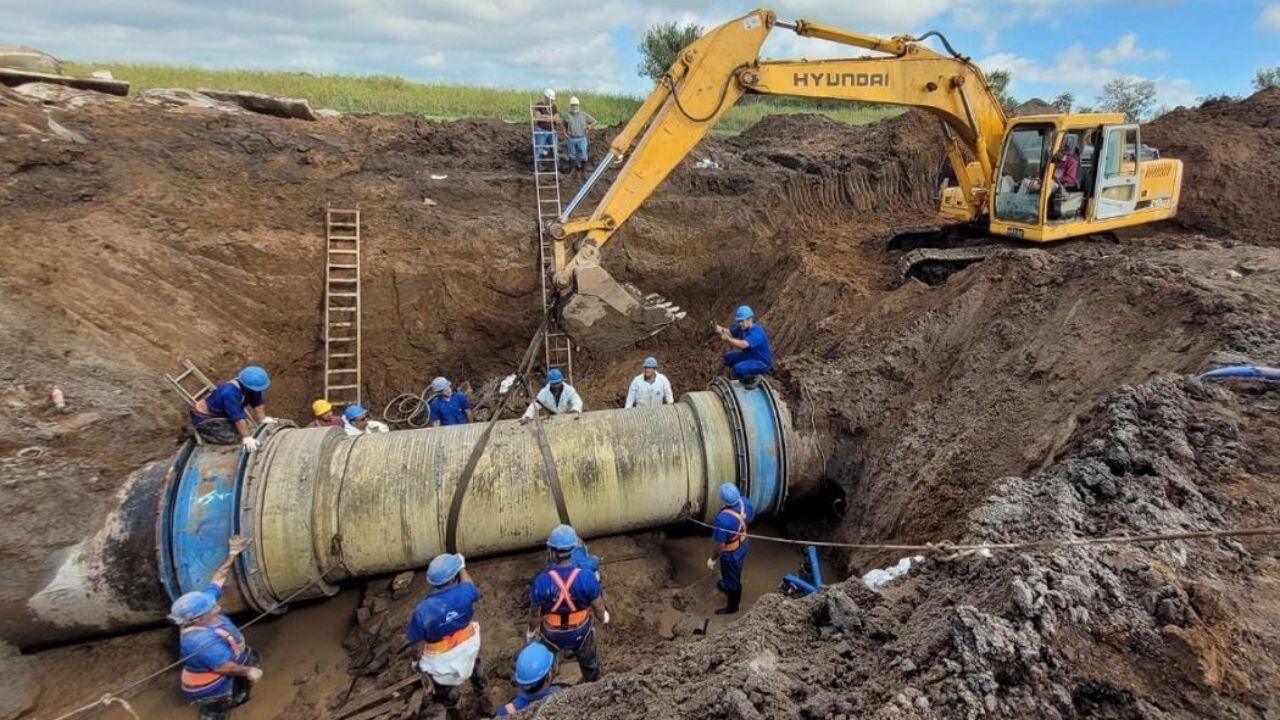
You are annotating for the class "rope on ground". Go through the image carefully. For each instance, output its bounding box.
[48,558,344,720]
[685,518,1280,558]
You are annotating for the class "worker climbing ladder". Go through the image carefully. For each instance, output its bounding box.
[528,99,574,384]
[324,206,362,408]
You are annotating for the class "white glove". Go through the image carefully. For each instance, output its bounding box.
[262,416,281,425]
[246,667,263,683]
[525,628,537,643]
[241,436,260,452]
[603,609,611,625]
[707,557,717,570]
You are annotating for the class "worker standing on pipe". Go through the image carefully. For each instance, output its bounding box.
[521,368,583,421]
[427,377,476,426]
[716,306,773,385]
[307,399,344,428]
[528,525,607,682]
[708,483,755,615]
[342,404,389,436]
[189,366,275,451]
[495,643,562,717]
[408,553,489,720]
[169,536,263,720]
[624,356,674,408]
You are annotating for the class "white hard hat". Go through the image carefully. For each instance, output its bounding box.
[570,96,580,105]
[544,88,555,100]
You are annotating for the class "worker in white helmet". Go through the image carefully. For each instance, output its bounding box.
[562,96,597,172]
[533,88,559,159]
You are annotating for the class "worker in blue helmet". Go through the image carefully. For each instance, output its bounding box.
[707,482,755,615]
[341,403,390,436]
[715,305,774,385]
[624,356,674,409]
[189,366,277,451]
[527,524,607,682]
[169,536,261,720]
[407,553,489,719]
[521,368,583,421]
[427,377,476,427]
[494,642,561,717]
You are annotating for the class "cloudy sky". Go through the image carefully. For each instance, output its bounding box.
[4,1,1278,107]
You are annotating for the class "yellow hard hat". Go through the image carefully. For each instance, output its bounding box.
[312,399,333,417]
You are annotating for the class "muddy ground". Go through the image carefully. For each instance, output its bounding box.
[2,85,1279,719]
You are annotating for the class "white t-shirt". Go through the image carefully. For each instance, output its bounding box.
[523,384,584,419]
[343,418,390,436]
[625,372,674,408]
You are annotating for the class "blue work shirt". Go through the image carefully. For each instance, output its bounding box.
[406,582,482,644]
[569,544,600,573]
[198,381,264,423]
[496,685,561,717]
[530,563,601,647]
[731,324,773,369]
[427,392,472,426]
[712,498,756,561]
[179,584,249,700]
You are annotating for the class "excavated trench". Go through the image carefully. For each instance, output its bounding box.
[4,87,1280,719]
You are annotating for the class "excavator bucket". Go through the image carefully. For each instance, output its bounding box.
[558,264,685,351]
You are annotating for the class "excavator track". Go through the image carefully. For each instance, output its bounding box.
[897,245,1003,284]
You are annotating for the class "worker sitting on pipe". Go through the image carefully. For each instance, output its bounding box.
[342,404,389,436]
[495,643,562,717]
[624,356,674,408]
[520,368,583,421]
[307,399,344,428]
[407,553,489,720]
[189,366,277,452]
[427,377,476,426]
[707,483,755,615]
[168,536,263,720]
[527,524,608,682]
[716,305,774,386]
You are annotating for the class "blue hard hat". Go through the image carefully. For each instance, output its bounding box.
[546,524,578,551]
[237,365,270,392]
[426,553,464,585]
[734,305,754,322]
[169,591,217,625]
[343,404,368,422]
[643,356,658,369]
[719,482,741,505]
[547,368,565,384]
[513,642,555,687]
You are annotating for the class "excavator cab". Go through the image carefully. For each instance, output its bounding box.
[988,114,1182,242]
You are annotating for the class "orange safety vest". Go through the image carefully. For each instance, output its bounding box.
[719,500,748,553]
[421,622,477,655]
[541,568,591,630]
[180,626,242,692]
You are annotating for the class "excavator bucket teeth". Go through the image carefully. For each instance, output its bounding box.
[559,265,683,351]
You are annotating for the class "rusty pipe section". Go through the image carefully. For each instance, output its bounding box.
[8,380,821,647]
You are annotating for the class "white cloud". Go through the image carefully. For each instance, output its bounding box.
[415,52,446,69]
[1261,4,1280,31]
[1096,34,1169,64]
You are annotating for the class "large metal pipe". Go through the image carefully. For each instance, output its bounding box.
[8,380,821,648]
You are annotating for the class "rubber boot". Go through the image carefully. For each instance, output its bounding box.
[715,588,741,615]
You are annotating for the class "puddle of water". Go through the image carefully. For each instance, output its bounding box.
[660,521,841,635]
[99,588,359,720]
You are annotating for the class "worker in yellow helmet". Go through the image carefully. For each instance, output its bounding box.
[307,399,343,428]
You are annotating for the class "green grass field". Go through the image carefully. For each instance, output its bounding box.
[64,62,900,134]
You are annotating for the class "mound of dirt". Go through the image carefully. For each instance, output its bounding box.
[537,376,1280,719]
[1146,88,1280,244]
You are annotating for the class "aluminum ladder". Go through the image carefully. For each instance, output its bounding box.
[165,359,215,408]
[528,100,573,383]
[324,206,362,408]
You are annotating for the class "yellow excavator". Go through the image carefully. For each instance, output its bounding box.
[549,8,1183,350]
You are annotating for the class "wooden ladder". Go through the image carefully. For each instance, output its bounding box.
[324,206,362,408]
[528,100,573,383]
